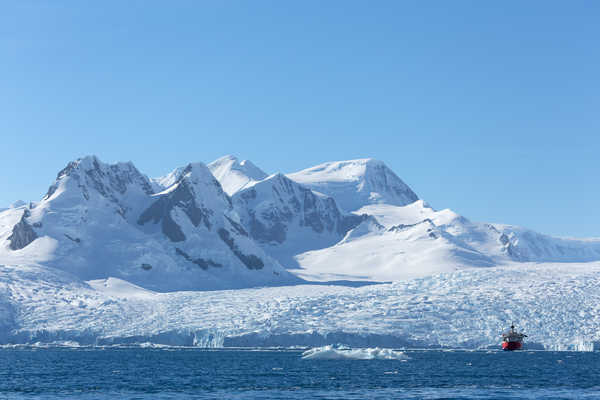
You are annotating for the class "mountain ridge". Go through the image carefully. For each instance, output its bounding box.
[0,156,299,291]
[1,154,599,291]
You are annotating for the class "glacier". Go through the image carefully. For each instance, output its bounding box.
[2,155,599,288]
[1,262,599,350]
[1,154,600,349]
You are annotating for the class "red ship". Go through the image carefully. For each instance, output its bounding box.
[502,323,527,351]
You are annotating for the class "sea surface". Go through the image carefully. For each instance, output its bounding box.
[0,348,599,399]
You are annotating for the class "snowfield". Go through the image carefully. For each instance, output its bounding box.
[1,262,599,350]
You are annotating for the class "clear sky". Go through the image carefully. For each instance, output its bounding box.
[1,1,598,237]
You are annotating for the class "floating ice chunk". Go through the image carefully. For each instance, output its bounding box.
[31,341,82,348]
[301,345,409,360]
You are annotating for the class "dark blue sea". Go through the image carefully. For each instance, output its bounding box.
[1,348,599,399]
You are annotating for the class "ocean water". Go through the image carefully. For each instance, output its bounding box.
[0,348,599,399]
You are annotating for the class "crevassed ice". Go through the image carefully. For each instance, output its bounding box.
[1,262,600,350]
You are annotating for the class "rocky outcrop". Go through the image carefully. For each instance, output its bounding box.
[8,211,38,250]
[175,248,222,270]
[388,218,435,233]
[218,229,264,270]
[234,174,364,245]
[0,156,298,291]
[138,179,214,242]
[45,156,153,202]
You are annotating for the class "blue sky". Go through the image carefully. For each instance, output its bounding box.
[1,1,598,237]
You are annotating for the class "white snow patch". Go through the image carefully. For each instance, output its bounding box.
[208,155,268,196]
[87,277,158,300]
[287,158,418,212]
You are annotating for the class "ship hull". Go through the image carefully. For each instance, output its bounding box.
[502,341,522,351]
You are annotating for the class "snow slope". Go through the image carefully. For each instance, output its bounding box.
[231,173,366,268]
[294,201,600,282]
[287,158,419,212]
[2,155,600,351]
[1,262,599,350]
[1,154,600,289]
[0,156,299,291]
[207,155,268,196]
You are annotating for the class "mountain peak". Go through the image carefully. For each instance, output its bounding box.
[180,162,216,183]
[208,155,268,196]
[9,200,26,209]
[44,155,153,203]
[287,158,418,212]
[56,155,138,180]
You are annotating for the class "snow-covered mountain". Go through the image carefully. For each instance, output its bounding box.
[0,200,27,213]
[1,154,599,290]
[0,156,298,291]
[231,172,367,267]
[1,154,600,348]
[286,158,600,281]
[287,158,419,212]
[207,155,268,196]
[295,200,600,282]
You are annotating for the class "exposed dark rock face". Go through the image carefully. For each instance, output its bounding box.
[388,219,434,233]
[301,189,330,233]
[140,180,212,229]
[249,216,287,244]
[161,214,186,242]
[368,162,419,203]
[218,229,264,270]
[499,233,524,261]
[138,180,214,242]
[137,192,186,242]
[225,216,248,237]
[340,213,371,234]
[44,183,59,201]
[44,156,154,203]
[8,213,38,250]
[141,263,153,270]
[175,248,222,270]
[64,234,81,243]
[85,158,154,199]
[234,174,363,245]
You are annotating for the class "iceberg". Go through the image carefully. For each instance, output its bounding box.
[301,345,409,360]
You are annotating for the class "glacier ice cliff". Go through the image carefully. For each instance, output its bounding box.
[1,263,599,350]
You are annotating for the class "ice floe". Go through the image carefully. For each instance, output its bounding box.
[301,345,409,360]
